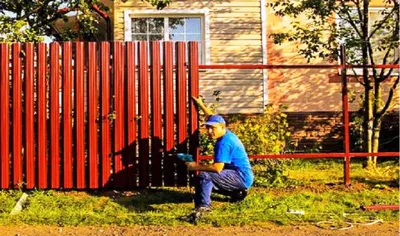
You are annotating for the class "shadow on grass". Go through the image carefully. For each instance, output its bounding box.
[351,177,399,188]
[93,187,233,213]
[91,188,193,212]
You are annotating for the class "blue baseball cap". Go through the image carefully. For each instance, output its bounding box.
[204,115,226,126]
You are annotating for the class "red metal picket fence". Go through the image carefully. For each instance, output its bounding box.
[0,41,200,189]
[0,41,398,190]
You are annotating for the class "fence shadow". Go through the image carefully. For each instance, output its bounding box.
[94,187,194,213]
[98,136,196,212]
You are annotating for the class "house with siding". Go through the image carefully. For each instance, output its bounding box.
[98,0,398,151]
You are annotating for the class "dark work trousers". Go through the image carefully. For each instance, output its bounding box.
[194,169,247,208]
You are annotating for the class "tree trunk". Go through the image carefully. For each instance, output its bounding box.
[371,117,382,166]
[362,0,374,167]
[371,69,383,168]
[364,88,374,166]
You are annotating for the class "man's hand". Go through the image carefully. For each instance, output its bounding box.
[185,162,225,173]
[185,161,198,171]
[191,96,204,106]
[191,96,214,116]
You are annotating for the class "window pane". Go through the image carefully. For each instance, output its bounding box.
[132,18,148,33]
[337,10,363,63]
[170,34,184,41]
[169,18,185,34]
[186,18,201,34]
[149,18,164,33]
[132,34,147,41]
[369,11,397,62]
[149,34,164,41]
[186,34,201,41]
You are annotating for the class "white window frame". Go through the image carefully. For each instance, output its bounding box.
[336,7,399,76]
[124,9,210,64]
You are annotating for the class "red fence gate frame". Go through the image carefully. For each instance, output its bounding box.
[197,44,400,185]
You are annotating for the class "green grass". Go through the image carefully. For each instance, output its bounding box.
[0,159,398,227]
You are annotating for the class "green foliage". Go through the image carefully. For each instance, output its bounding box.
[229,104,291,186]
[145,0,173,10]
[230,105,290,155]
[0,0,172,42]
[269,0,399,64]
[269,0,399,165]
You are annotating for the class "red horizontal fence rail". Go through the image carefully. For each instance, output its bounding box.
[197,45,399,185]
[199,64,399,69]
[0,41,200,190]
[200,152,399,160]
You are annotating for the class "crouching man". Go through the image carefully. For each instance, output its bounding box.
[184,97,254,223]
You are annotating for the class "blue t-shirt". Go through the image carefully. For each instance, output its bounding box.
[214,130,254,189]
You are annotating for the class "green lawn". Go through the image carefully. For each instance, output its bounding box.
[0,159,398,227]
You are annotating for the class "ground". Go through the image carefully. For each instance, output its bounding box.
[2,221,398,236]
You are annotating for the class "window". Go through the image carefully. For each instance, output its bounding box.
[336,7,398,75]
[125,10,209,64]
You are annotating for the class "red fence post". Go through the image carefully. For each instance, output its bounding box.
[37,43,47,189]
[88,42,99,189]
[176,42,188,186]
[12,43,23,188]
[138,41,150,188]
[100,42,112,188]
[0,43,10,189]
[50,42,61,188]
[150,41,162,186]
[62,42,73,189]
[163,42,175,186]
[340,44,351,185]
[188,42,200,184]
[25,43,35,189]
[126,41,137,188]
[75,42,85,189]
[113,41,126,188]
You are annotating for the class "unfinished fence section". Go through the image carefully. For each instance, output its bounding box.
[0,41,200,190]
[198,45,399,185]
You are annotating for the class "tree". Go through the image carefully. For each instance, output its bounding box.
[270,0,399,168]
[0,0,172,42]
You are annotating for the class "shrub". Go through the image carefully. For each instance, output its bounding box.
[229,105,292,186]
[229,104,290,155]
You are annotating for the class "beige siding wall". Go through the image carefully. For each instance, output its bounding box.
[266,1,399,112]
[110,0,264,114]
[107,0,397,114]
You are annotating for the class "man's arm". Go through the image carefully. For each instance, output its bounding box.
[192,96,215,117]
[186,162,224,173]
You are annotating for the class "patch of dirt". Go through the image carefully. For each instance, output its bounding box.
[2,221,398,236]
